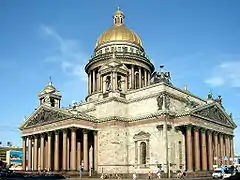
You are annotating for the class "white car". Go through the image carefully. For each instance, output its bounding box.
[212,168,223,179]
[222,173,232,179]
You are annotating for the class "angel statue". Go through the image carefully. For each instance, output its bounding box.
[151,66,172,85]
[157,94,164,110]
[105,76,112,91]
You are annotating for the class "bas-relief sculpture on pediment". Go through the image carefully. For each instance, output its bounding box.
[23,107,71,129]
[191,104,233,126]
[98,59,128,73]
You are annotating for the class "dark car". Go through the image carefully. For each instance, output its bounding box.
[24,174,66,179]
[225,172,240,180]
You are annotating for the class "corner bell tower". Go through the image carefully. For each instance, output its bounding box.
[38,79,62,108]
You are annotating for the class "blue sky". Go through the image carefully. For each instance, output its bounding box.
[0,0,240,152]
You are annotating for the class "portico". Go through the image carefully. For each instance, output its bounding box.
[21,127,98,172]
[176,124,234,172]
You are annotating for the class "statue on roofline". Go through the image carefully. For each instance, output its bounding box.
[151,65,172,85]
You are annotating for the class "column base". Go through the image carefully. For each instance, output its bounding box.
[194,169,201,172]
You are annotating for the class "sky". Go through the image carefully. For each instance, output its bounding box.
[0,0,240,153]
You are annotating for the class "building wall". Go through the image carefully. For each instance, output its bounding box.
[97,120,186,174]
[97,125,128,173]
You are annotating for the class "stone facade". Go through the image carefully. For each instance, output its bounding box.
[19,8,236,176]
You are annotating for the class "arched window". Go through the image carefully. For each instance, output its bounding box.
[140,142,147,164]
[50,97,55,107]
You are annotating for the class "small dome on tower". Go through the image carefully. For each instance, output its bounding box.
[38,78,62,108]
[39,79,59,96]
[95,7,143,49]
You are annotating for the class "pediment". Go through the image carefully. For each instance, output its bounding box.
[133,131,151,140]
[98,59,128,73]
[190,103,236,128]
[19,106,72,129]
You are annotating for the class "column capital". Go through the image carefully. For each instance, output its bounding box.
[40,133,46,138]
[70,127,78,132]
[28,135,34,140]
[223,134,229,138]
[33,134,39,139]
[186,124,193,130]
[200,127,206,133]
[193,126,200,132]
[213,131,219,135]
[55,130,60,135]
[83,129,89,134]
[229,134,234,139]
[207,129,213,135]
[61,128,68,133]
[93,130,98,135]
[22,136,27,140]
[219,132,224,137]
[47,131,53,136]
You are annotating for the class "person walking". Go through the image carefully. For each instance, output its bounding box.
[157,170,161,179]
[133,172,137,180]
[80,160,84,179]
[148,171,151,179]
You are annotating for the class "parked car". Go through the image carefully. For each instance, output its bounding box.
[212,168,223,179]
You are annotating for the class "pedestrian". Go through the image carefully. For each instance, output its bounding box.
[157,171,161,179]
[148,171,151,179]
[79,167,82,178]
[133,172,137,180]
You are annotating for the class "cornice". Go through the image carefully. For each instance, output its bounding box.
[85,53,154,73]
[98,110,175,123]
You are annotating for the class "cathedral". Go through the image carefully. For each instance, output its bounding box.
[19,8,237,176]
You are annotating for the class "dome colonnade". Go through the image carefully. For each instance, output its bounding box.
[85,8,154,101]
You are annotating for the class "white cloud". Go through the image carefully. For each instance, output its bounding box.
[205,61,240,87]
[205,77,225,86]
[40,24,88,82]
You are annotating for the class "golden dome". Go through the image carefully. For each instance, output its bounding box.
[95,8,143,48]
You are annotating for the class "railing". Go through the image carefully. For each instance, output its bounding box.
[89,52,152,63]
